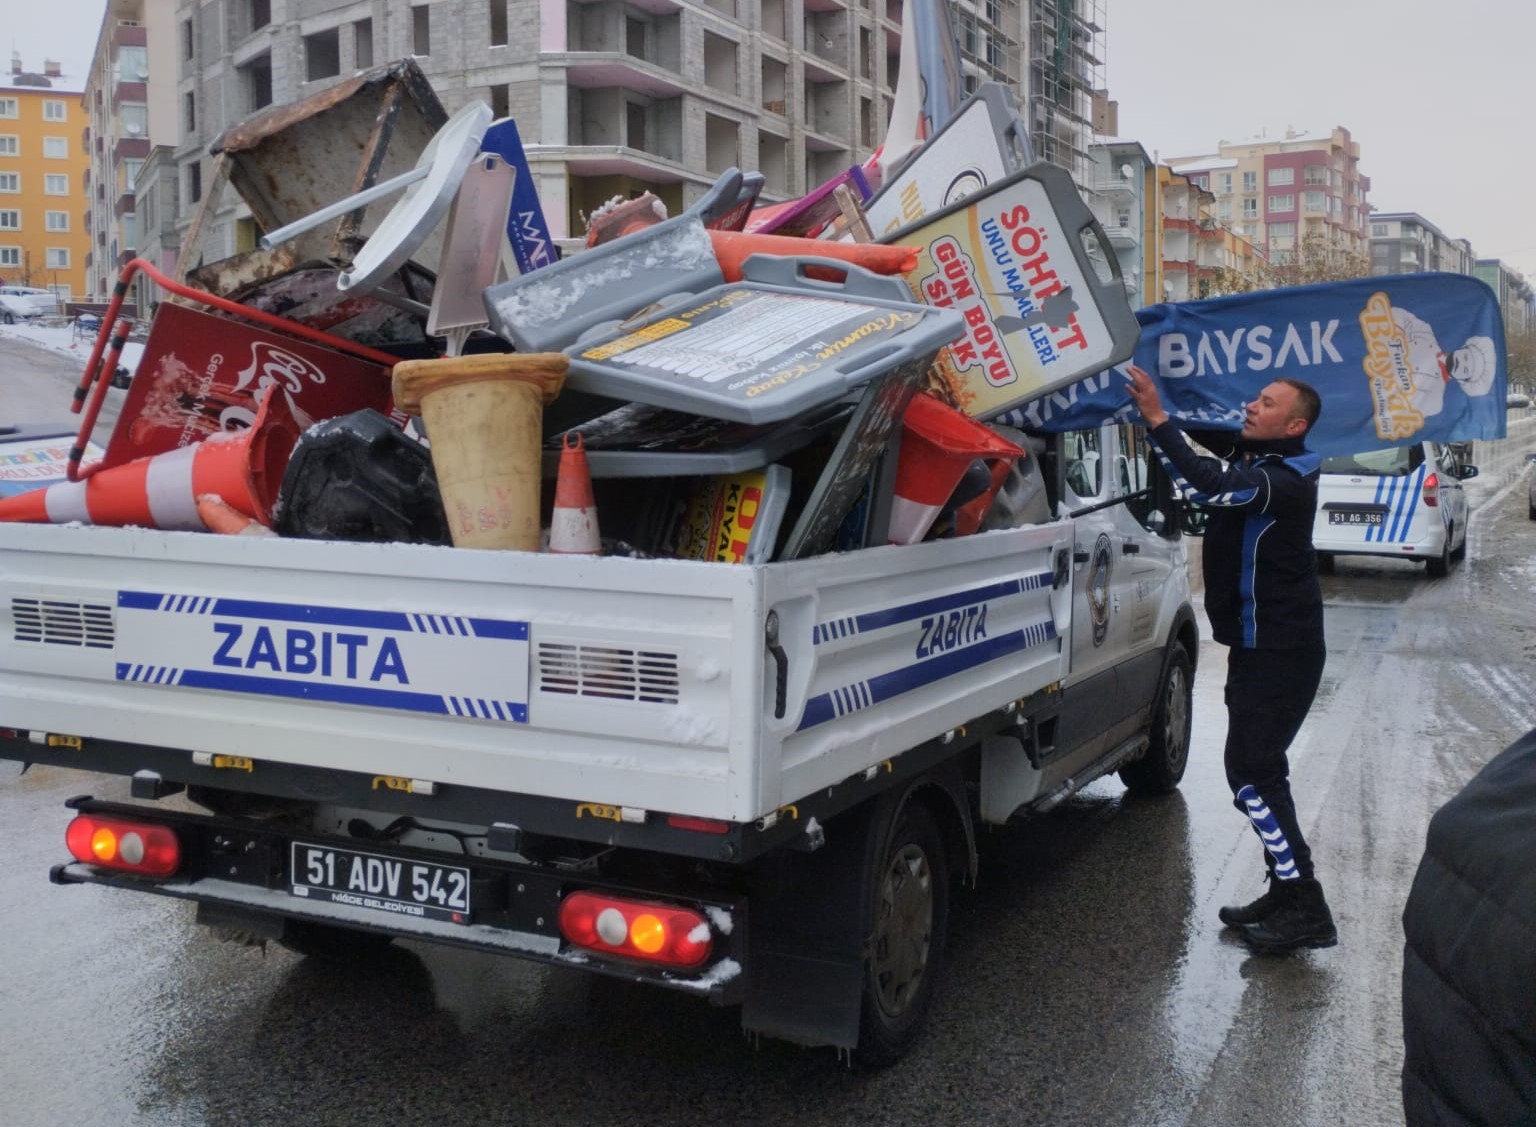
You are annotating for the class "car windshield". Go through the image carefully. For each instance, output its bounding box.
[1320,445,1425,477]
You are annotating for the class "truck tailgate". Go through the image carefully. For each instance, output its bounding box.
[0,521,1070,823]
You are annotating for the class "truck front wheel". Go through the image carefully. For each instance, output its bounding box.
[1120,644,1192,795]
[854,801,948,1068]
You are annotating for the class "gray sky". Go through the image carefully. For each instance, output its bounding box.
[17,0,1536,282]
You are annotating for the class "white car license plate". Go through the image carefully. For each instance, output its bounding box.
[290,842,470,924]
[1328,510,1384,526]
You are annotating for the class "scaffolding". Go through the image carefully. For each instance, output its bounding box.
[1028,0,1103,186]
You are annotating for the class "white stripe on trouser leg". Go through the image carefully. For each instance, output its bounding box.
[43,481,92,524]
[144,444,205,530]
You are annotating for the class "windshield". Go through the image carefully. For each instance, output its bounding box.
[1319,445,1425,477]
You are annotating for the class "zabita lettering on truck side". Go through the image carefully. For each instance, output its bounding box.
[114,591,532,723]
[915,604,988,659]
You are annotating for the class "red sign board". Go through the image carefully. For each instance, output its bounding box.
[103,304,395,469]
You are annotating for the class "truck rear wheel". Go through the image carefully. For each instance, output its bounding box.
[854,801,948,1068]
[1120,645,1192,795]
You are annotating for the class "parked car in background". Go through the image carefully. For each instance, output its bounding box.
[1313,440,1477,578]
[0,286,60,323]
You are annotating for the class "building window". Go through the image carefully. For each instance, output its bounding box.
[185,92,196,132]
[46,211,69,232]
[1242,197,1257,219]
[250,0,271,31]
[354,20,374,69]
[1218,172,1232,194]
[44,100,67,122]
[0,99,16,119]
[490,2,508,46]
[1241,170,1256,192]
[121,103,149,137]
[0,135,16,155]
[412,5,431,56]
[490,84,509,119]
[44,173,69,195]
[1269,221,1296,242]
[0,246,19,266]
[187,161,202,205]
[1267,193,1293,213]
[117,46,149,83]
[305,28,341,80]
[1303,190,1325,212]
[1195,175,1208,190]
[182,18,195,59]
[46,248,70,269]
[1304,164,1326,185]
[1267,167,1293,186]
[242,55,273,111]
[0,211,17,229]
[1217,199,1231,220]
[43,136,68,159]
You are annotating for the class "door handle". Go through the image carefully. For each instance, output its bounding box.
[1122,541,1141,555]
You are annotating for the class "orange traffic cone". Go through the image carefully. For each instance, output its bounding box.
[196,495,277,537]
[0,389,300,530]
[548,433,600,554]
[708,230,920,283]
[888,394,1023,544]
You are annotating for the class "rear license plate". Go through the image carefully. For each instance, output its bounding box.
[290,842,470,924]
[1328,510,1384,526]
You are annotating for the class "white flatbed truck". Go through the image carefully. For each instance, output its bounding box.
[0,417,1198,1065]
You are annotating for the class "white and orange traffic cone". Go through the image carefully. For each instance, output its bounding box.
[548,433,600,554]
[888,394,1023,544]
[0,389,300,530]
[196,495,277,537]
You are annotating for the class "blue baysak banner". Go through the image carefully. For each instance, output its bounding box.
[996,273,1508,456]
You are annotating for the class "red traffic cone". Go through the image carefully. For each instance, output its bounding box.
[888,394,1023,544]
[0,389,300,530]
[548,433,600,554]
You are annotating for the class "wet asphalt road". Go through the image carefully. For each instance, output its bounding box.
[2,333,1535,1126]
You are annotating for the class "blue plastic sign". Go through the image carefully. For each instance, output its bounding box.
[996,273,1508,456]
[481,118,556,275]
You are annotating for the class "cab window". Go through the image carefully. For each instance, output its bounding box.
[1063,428,1103,500]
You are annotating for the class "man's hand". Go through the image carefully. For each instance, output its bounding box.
[1124,364,1169,428]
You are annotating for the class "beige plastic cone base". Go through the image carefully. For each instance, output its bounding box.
[392,353,568,551]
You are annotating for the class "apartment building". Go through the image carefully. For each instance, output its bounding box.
[1368,211,1474,277]
[0,61,91,302]
[81,0,178,302]
[1168,125,1371,265]
[1473,258,1534,337]
[1028,0,1102,187]
[1085,138,1151,305]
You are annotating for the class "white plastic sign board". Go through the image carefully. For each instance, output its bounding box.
[427,153,517,354]
[883,162,1141,420]
[115,590,531,724]
[862,85,1031,241]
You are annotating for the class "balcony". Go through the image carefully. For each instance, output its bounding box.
[1090,176,1136,200]
[114,190,135,219]
[1106,223,1139,248]
[559,54,689,98]
[112,136,151,161]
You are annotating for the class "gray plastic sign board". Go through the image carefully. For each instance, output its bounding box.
[861,84,1033,241]
[560,256,963,426]
[880,161,1141,421]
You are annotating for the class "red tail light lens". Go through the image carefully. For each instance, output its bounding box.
[66,815,180,877]
[1422,472,1439,507]
[558,891,713,968]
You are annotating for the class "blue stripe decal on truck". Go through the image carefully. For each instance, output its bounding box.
[119,591,526,640]
[1392,468,1425,543]
[810,570,1054,645]
[798,617,1058,730]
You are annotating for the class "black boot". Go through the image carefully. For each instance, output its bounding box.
[1218,871,1284,928]
[1238,877,1337,953]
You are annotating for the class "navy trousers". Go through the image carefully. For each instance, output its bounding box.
[1223,644,1327,880]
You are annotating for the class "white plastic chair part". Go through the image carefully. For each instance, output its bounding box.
[337,101,494,295]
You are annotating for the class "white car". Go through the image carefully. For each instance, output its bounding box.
[0,286,60,323]
[1313,441,1477,577]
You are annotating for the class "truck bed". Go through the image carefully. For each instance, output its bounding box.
[0,521,1072,824]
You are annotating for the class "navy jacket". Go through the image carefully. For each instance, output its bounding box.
[1148,423,1324,651]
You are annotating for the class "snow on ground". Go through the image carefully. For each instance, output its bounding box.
[0,318,145,377]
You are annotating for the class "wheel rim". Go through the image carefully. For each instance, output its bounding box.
[871,841,933,1019]
[1162,663,1190,772]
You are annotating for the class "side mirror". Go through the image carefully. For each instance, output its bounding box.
[1457,464,1479,480]
[1178,501,1209,537]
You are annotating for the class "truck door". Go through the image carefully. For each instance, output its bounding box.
[1111,422,1178,712]
[1061,425,1135,709]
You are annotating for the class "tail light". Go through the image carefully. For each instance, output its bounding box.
[558,890,713,968]
[65,815,180,877]
[1422,472,1440,507]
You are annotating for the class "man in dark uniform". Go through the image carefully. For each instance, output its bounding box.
[1125,365,1335,954]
